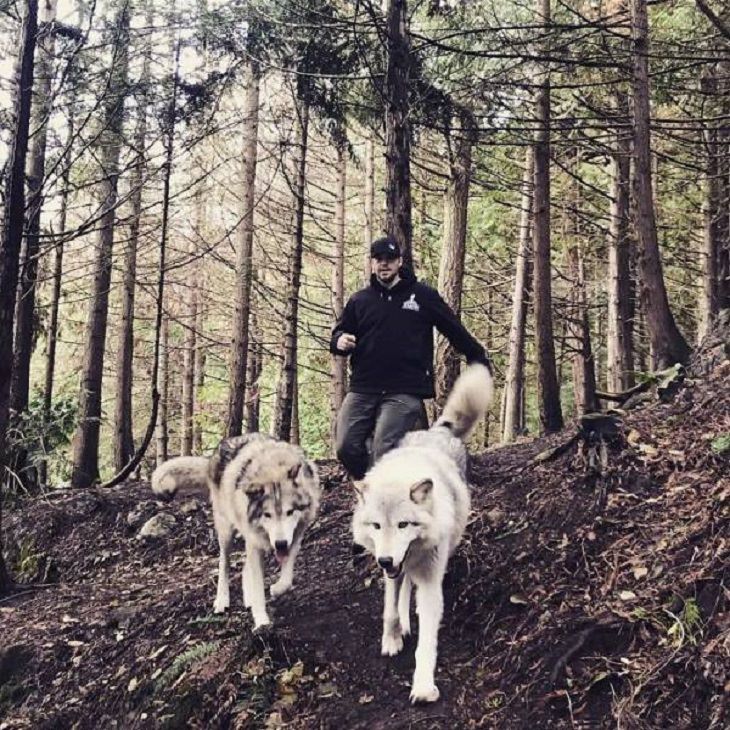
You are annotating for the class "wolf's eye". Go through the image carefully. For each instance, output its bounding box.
[372,522,381,530]
[286,508,295,516]
[398,521,409,529]
[263,511,272,519]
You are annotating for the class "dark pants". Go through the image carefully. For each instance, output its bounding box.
[335,392,427,479]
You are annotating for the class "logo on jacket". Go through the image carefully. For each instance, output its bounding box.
[402,294,420,312]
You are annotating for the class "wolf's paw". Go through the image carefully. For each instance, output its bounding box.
[270,579,292,598]
[252,615,272,631]
[409,683,440,704]
[213,596,229,614]
[381,632,404,656]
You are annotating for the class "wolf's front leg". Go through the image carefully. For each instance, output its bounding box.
[398,574,413,637]
[243,547,271,629]
[213,515,233,613]
[381,574,404,656]
[410,556,447,703]
[270,535,302,598]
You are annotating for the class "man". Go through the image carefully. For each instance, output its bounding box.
[330,236,491,480]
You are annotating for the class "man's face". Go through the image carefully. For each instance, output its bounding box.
[372,255,401,285]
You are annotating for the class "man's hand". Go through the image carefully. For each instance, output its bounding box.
[337,333,357,352]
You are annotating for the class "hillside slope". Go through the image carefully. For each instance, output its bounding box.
[1,365,728,729]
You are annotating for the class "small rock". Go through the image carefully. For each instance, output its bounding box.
[127,507,148,528]
[138,512,176,539]
[485,508,505,526]
[180,500,200,515]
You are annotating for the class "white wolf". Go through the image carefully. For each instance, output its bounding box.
[151,433,320,629]
[352,363,493,703]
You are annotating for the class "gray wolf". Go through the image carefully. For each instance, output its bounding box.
[151,433,320,629]
[352,363,493,703]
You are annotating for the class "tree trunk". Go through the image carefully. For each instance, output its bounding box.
[384,0,413,270]
[482,284,494,447]
[181,178,204,456]
[0,0,39,594]
[568,244,598,414]
[630,0,691,367]
[363,134,375,282]
[435,107,475,406]
[330,143,347,453]
[70,5,130,487]
[113,26,151,471]
[606,97,635,391]
[532,0,563,434]
[698,71,721,340]
[245,308,261,433]
[40,88,76,487]
[193,296,206,453]
[291,367,300,446]
[717,67,730,310]
[272,94,309,442]
[180,251,197,456]
[502,146,534,443]
[699,126,720,341]
[10,0,57,421]
[226,63,259,437]
[156,315,169,466]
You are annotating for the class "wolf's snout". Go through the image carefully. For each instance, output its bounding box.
[377,556,394,571]
[275,540,289,554]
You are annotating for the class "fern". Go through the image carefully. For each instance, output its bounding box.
[156,641,220,691]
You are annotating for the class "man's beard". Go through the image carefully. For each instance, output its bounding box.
[376,269,398,286]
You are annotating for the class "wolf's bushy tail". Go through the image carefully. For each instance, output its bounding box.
[151,456,210,500]
[434,362,494,440]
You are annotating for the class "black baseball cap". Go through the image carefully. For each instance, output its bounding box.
[370,237,401,259]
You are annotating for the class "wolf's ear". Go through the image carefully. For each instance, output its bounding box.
[288,462,307,485]
[410,479,433,504]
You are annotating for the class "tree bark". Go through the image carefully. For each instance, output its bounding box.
[568,244,598,414]
[180,244,197,456]
[0,0,39,594]
[330,143,347,453]
[39,86,76,487]
[606,96,635,391]
[698,123,720,341]
[226,63,259,437]
[630,0,691,367]
[156,315,169,466]
[532,0,563,433]
[10,0,57,420]
[363,134,375,282]
[181,179,204,455]
[384,0,413,270]
[272,94,309,442]
[245,308,261,433]
[70,5,130,487]
[717,64,730,310]
[113,21,151,471]
[502,146,534,443]
[193,295,206,453]
[435,107,475,406]
[697,70,723,340]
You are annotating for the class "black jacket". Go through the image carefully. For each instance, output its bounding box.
[329,268,490,398]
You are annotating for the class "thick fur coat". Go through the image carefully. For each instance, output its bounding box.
[352,363,494,703]
[151,433,320,629]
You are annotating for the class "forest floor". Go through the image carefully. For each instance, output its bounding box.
[1,361,728,729]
